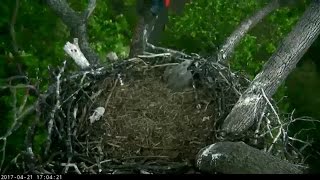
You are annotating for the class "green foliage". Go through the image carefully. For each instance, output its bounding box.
[93,0,137,59]
[231,4,306,77]
[88,8,131,60]
[231,35,262,78]
[287,59,320,118]
[162,0,267,53]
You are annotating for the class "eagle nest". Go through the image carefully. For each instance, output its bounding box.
[19,46,250,174]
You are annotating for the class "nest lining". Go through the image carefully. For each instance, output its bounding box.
[63,64,215,174]
[81,67,216,172]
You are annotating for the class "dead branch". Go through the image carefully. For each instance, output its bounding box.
[45,61,67,156]
[146,43,192,59]
[64,38,90,69]
[45,0,100,64]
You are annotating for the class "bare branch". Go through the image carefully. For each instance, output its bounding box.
[64,39,90,69]
[0,139,7,172]
[45,0,99,64]
[24,103,40,173]
[138,53,171,58]
[217,0,280,63]
[0,84,37,91]
[45,61,67,156]
[146,43,192,59]
[61,162,81,174]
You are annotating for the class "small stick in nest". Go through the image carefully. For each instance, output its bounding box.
[61,162,81,174]
[104,78,119,110]
[45,61,67,156]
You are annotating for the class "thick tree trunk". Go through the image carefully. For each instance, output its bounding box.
[217,0,279,63]
[196,141,303,174]
[45,0,100,64]
[221,0,320,136]
[129,15,146,58]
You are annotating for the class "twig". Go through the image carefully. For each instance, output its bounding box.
[146,43,192,59]
[18,90,29,114]
[86,159,112,169]
[0,138,7,172]
[253,103,267,145]
[66,101,74,166]
[265,117,274,138]
[138,53,171,58]
[287,137,312,146]
[45,61,67,156]
[61,82,91,106]
[106,142,121,148]
[2,153,21,174]
[142,63,179,69]
[261,88,284,153]
[104,78,119,110]
[122,156,170,160]
[24,100,40,173]
[0,84,37,91]
[61,162,81,174]
[6,75,28,82]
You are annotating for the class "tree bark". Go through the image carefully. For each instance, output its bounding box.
[221,0,320,136]
[45,0,100,64]
[196,141,303,174]
[129,15,146,58]
[217,0,280,63]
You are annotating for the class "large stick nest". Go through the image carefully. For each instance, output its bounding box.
[25,48,250,174]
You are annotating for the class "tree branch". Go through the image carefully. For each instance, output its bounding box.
[45,0,100,64]
[221,0,320,136]
[217,0,280,63]
[196,141,303,174]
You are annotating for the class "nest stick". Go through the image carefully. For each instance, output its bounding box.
[104,78,119,110]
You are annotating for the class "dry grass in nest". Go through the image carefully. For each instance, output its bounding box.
[89,68,216,165]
